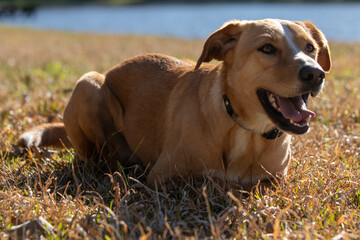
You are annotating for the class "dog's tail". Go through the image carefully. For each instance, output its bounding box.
[17,123,72,149]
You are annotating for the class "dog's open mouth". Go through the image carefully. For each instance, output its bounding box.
[257,89,316,134]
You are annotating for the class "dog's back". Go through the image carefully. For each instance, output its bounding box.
[17,54,201,164]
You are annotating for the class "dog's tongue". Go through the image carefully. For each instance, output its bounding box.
[275,96,315,123]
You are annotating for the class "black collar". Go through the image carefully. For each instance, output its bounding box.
[222,94,283,140]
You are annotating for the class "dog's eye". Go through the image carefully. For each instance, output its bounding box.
[258,44,277,55]
[305,43,315,53]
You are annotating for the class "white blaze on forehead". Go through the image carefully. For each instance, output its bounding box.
[281,22,301,54]
[264,19,301,53]
[280,22,320,67]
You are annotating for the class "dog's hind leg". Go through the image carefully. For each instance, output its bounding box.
[17,72,107,153]
[63,71,107,161]
[63,71,134,166]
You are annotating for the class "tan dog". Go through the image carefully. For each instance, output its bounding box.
[18,19,331,189]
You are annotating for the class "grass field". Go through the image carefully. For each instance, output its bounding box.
[0,27,359,239]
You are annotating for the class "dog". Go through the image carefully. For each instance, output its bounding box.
[18,19,331,189]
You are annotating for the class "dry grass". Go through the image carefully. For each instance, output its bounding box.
[0,27,359,239]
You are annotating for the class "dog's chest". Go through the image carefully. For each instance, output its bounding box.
[228,129,263,161]
[226,129,263,176]
[219,128,290,186]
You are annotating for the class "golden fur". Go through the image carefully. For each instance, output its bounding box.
[18,19,331,189]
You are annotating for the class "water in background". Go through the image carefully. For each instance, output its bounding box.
[1,3,359,41]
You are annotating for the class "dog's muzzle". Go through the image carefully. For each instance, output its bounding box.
[257,64,326,135]
[257,64,326,136]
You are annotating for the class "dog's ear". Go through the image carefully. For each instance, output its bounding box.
[296,21,331,72]
[195,21,242,70]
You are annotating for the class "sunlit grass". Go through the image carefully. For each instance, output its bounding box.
[0,27,359,239]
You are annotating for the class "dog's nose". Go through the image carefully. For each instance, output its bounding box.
[299,66,325,87]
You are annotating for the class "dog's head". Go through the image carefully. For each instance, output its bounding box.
[196,19,331,135]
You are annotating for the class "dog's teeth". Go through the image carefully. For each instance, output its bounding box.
[306,116,311,123]
[268,93,275,102]
[269,96,275,103]
[267,93,280,111]
[271,101,278,109]
[292,121,307,127]
[290,119,294,124]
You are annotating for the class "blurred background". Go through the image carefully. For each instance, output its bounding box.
[0,0,359,42]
